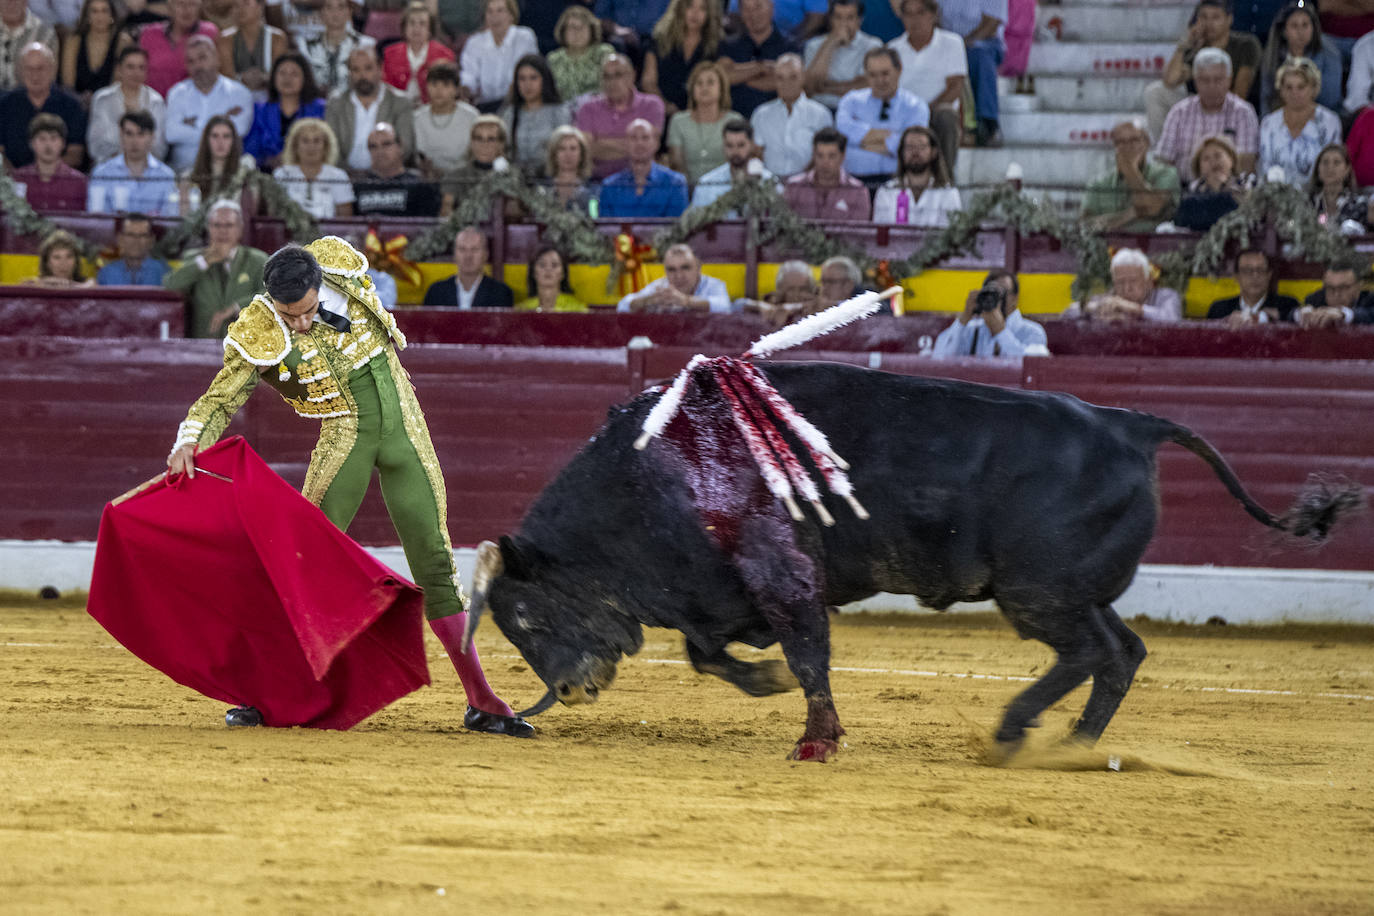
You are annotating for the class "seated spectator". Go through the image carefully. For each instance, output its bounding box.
[599,118,690,217]
[97,213,170,286]
[751,53,832,177]
[595,0,672,44]
[422,226,515,308]
[803,0,880,111]
[24,229,93,288]
[1206,248,1299,324]
[325,47,415,175]
[1258,2,1341,115]
[939,0,1004,147]
[887,0,965,169]
[439,114,511,215]
[1174,133,1253,231]
[542,124,596,213]
[1298,261,1374,327]
[1064,248,1183,321]
[783,125,871,219]
[272,117,354,216]
[728,0,827,40]
[182,114,248,210]
[459,0,538,112]
[88,109,179,214]
[1155,47,1258,182]
[1257,57,1340,187]
[690,118,778,210]
[641,0,723,114]
[933,269,1047,357]
[547,5,614,103]
[736,259,819,328]
[1347,105,1374,187]
[216,0,287,97]
[414,61,479,178]
[518,244,587,312]
[89,48,168,165]
[872,125,960,225]
[836,46,929,181]
[129,0,219,97]
[1081,119,1180,232]
[575,53,666,179]
[1344,30,1374,119]
[719,0,793,120]
[382,2,455,104]
[1145,0,1259,143]
[299,0,375,96]
[164,198,268,337]
[0,42,86,169]
[1319,0,1374,67]
[0,2,57,94]
[617,242,730,312]
[1309,142,1374,232]
[10,113,87,212]
[164,34,252,171]
[499,54,571,176]
[817,254,866,307]
[242,50,325,168]
[60,0,120,104]
[353,121,441,216]
[668,60,742,184]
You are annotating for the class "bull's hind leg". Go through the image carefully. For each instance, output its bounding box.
[686,641,799,697]
[1070,604,1147,743]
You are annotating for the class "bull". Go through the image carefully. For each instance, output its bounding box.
[463,361,1361,762]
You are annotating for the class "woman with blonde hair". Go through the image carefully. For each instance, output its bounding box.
[458,0,538,111]
[541,124,595,213]
[642,0,724,114]
[1258,57,1341,187]
[667,60,740,185]
[26,230,93,288]
[272,117,355,216]
[546,6,614,102]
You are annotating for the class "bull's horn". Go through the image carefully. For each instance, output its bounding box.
[517,688,559,718]
[461,540,505,653]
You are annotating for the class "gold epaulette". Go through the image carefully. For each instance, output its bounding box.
[224,295,291,366]
[306,235,369,279]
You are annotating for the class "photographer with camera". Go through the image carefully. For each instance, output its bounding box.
[932,269,1048,358]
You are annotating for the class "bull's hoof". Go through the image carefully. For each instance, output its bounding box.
[787,738,840,762]
[464,706,535,738]
[740,659,799,697]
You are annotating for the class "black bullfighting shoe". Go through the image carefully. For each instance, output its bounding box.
[463,705,535,738]
[225,706,263,727]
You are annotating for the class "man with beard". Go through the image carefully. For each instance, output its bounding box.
[689,118,778,211]
[325,47,415,176]
[872,124,960,225]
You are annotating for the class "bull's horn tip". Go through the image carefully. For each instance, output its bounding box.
[633,433,651,450]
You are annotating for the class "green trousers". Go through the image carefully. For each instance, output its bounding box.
[318,362,460,621]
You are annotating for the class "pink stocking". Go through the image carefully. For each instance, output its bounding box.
[428,613,514,717]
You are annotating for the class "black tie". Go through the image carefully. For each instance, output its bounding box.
[317,306,351,333]
[969,328,979,355]
[878,98,890,121]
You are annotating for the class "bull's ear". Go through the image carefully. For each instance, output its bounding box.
[498,535,534,580]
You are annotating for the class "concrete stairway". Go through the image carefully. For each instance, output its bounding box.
[954,0,1192,203]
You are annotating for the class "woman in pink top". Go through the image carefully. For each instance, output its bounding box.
[122,0,219,96]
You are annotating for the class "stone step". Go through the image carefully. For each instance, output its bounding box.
[999,110,1140,145]
[1027,41,1175,77]
[1032,74,1153,112]
[1036,4,1190,42]
[954,146,1112,187]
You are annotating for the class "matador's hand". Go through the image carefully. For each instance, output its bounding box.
[168,443,197,478]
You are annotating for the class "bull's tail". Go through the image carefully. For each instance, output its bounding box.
[1159,421,1365,542]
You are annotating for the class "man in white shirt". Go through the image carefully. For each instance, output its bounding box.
[689,119,779,211]
[325,47,415,175]
[164,35,253,171]
[751,54,833,177]
[618,243,731,313]
[88,47,168,164]
[802,0,882,109]
[888,0,967,168]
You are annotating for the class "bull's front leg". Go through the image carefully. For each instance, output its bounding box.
[732,515,844,762]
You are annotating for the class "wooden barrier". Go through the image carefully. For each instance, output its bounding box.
[0,286,186,337]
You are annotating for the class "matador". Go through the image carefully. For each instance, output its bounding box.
[168,237,532,737]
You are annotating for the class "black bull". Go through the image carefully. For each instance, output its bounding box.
[464,361,1361,761]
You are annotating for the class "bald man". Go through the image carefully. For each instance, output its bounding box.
[0,42,84,168]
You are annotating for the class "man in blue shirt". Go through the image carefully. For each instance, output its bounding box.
[940,0,1005,146]
[598,118,689,218]
[97,213,170,286]
[593,0,671,39]
[88,110,178,216]
[933,270,1049,357]
[729,0,827,40]
[835,46,929,179]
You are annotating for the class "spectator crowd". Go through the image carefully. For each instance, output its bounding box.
[2,0,1373,337]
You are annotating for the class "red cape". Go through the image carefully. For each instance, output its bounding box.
[88,436,430,729]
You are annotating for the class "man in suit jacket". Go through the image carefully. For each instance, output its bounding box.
[326,47,415,175]
[165,200,270,338]
[1206,248,1300,324]
[422,227,514,309]
[1297,261,1374,328]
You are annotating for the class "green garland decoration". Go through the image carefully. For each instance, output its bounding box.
[152,161,321,260]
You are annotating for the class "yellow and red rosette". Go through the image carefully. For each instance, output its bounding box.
[615,232,652,296]
[364,225,423,287]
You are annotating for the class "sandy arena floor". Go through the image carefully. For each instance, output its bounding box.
[2,596,1372,915]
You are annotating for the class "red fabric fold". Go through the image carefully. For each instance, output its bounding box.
[88,436,430,729]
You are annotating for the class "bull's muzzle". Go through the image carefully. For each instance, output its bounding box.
[553,656,619,706]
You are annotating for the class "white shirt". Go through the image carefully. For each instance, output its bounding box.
[1344,31,1374,114]
[888,29,967,106]
[346,92,383,171]
[415,101,479,173]
[316,281,351,326]
[689,160,779,212]
[751,93,833,177]
[164,75,254,172]
[272,163,355,217]
[88,83,168,163]
[456,275,484,310]
[872,181,963,226]
[459,26,539,106]
[617,274,732,313]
